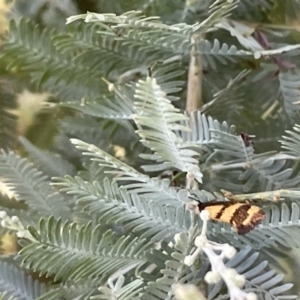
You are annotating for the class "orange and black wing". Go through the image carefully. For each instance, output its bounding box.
[196,201,265,235]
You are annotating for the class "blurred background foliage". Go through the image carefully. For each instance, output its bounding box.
[1,0,300,153]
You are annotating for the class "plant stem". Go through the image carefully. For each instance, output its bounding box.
[186,34,203,113]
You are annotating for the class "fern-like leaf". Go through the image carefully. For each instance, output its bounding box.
[52,177,190,241]
[69,139,180,203]
[1,19,106,99]
[18,216,149,282]
[134,77,202,182]
[212,154,300,193]
[0,83,17,151]
[54,176,300,249]
[179,112,256,167]
[19,137,76,178]
[0,262,46,300]
[58,81,136,134]
[201,70,249,118]
[0,192,39,230]
[67,11,186,30]
[280,124,300,158]
[150,61,185,101]
[198,0,239,33]
[208,246,297,300]
[142,241,204,300]
[67,1,238,36]
[279,70,300,120]
[0,150,71,219]
[92,276,144,300]
[66,11,272,70]
[37,279,100,300]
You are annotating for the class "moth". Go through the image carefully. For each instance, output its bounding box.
[192,198,265,235]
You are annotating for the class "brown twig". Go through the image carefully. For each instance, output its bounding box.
[221,189,300,202]
[186,34,203,113]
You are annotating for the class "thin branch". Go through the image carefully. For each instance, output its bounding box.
[186,34,203,113]
[210,153,296,172]
[222,189,300,202]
